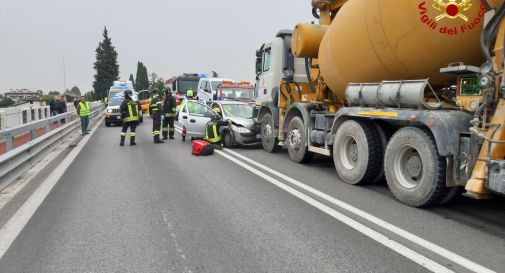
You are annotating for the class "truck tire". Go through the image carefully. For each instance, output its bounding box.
[287,116,313,163]
[371,123,394,184]
[261,112,280,153]
[384,127,447,207]
[333,120,382,185]
[223,131,235,148]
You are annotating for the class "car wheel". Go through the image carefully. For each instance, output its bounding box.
[105,122,111,127]
[223,131,235,148]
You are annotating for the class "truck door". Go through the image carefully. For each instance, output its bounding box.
[257,45,272,101]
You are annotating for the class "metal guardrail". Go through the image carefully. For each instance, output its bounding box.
[0,103,104,191]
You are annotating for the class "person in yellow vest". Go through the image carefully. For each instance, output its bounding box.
[76,96,90,135]
[205,114,231,149]
[119,90,140,146]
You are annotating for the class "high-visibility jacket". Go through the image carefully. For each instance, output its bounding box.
[150,96,162,114]
[205,120,221,143]
[79,101,90,117]
[163,95,177,118]
[187,89,194,98]
[120,99,140,122]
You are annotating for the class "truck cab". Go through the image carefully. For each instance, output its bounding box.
[255,30,308,104]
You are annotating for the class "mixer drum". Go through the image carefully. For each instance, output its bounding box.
[318,0,504,99]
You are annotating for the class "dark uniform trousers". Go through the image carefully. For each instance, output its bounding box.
[152,111,161,138]
[121,122,137,142]
[162,114,175,139]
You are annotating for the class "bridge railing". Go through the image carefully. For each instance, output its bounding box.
[0,102,104,191]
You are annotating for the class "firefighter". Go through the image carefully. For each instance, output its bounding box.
[119,90,140,146]
[162,87,177,140]
[205,114,231,149]
[150,88,164,143]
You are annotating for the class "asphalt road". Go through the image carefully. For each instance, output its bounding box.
[0,118,504,273]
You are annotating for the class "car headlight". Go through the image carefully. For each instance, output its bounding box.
[232,125,251,134]
[107,109,112,113]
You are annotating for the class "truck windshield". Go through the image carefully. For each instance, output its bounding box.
[178,80,199,95]
[221,88,255,100]
[222,104,254,119]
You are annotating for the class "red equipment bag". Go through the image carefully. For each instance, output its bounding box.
[192,140,214,156]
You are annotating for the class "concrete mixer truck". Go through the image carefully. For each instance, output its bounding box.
[254,0,505,207]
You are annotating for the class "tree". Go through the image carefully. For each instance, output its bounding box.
[135,62,149,91]
[48,91,61,96]
[129,73,135,90]
[70,86,81,96]
[0,97,15,108]
[0,94,3,99]
[93,26,119,100]
[149,73,165,92]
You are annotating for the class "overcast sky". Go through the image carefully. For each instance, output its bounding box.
[0,0,312,93]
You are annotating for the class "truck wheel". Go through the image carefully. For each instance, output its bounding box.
[384,127,446,207]
[261,113,280,153]
[287,116,313,163]
[371,123,394,184]
[223,131,235,148]
[333,120,382,185]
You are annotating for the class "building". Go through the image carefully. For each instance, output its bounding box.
[4,89,41,102]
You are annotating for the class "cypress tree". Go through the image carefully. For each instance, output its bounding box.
[92,27,119,100]
[135,62,149,91]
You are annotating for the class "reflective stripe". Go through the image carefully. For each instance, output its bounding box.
[205,122,220,143]
[171,108,176,112]
[121,132,127,136]
[153,131,160,135]
[162,128,169,132]
[124,102,139,122]
[169,128,175,132]
[165,113,175,117]
[79,102,90,116]
[130,132,136,136]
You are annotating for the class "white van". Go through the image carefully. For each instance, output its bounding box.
[197,78,233,101]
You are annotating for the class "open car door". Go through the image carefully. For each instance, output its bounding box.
[178,100,217,138]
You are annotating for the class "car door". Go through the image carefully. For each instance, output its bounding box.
[183,101,216,138]
[177,100,190,129]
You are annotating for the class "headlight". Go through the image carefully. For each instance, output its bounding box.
[232,125,251,134]
[107,109,112,113]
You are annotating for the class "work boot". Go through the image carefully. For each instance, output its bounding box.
[154,136,164,144]
[120,136,125,146]
[130,136,137,146]
[162,135,168,140]
[169,135,175,140]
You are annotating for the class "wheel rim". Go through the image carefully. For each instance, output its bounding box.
[339,136,359,169]
[288,128,302,151]
[393,145,424,189]
[262,121,274,143]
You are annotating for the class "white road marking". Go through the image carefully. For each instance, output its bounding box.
[216,150,453,273]
[223,148,496,273]
[0,117,104,260]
